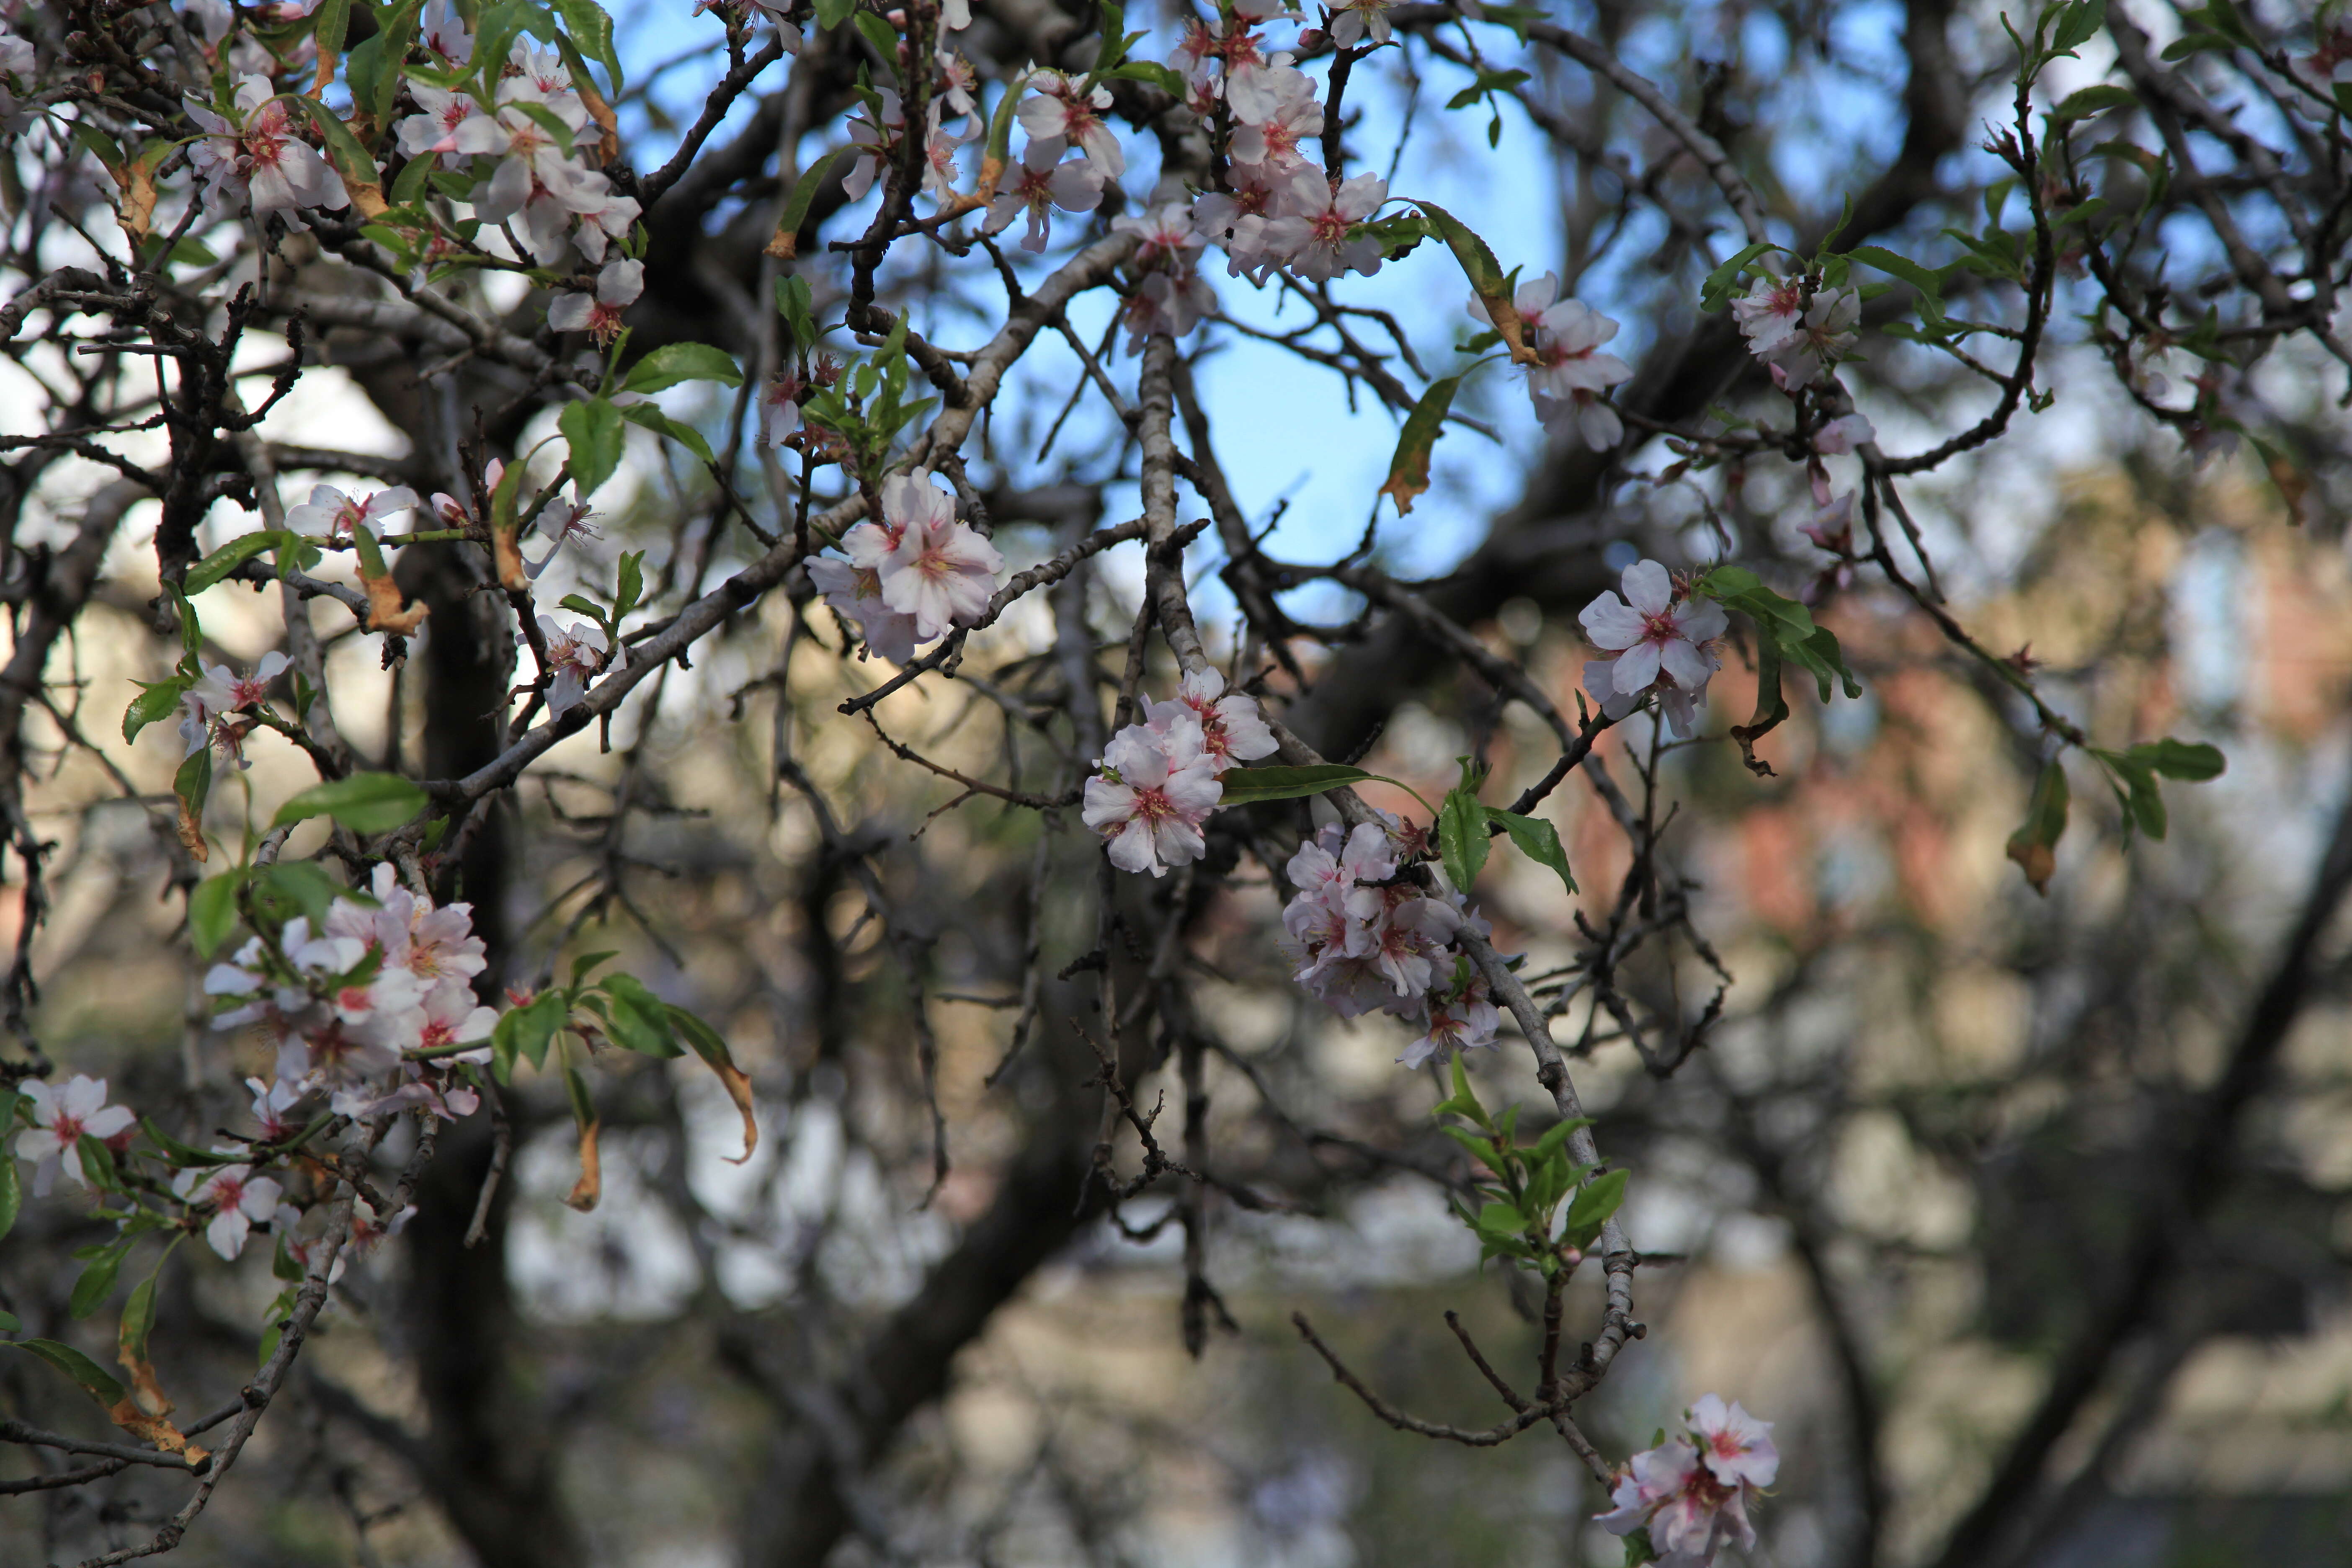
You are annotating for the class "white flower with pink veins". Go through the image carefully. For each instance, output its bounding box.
[1225,62,1324,170]
[808,556,923,665]
[1328,0,1397,46]
[1596,1395,1778,1566]
[1145,667,1277,773]
[1578,559,1726,739]
[1114,203,1208,274]
[177,651,290,767]
[1083,720,1223,877]
[1119,271,1216,355]
[395,83,502,160]
[14,1075,136,1196]
[535,616,610,717]
[173,1159,284,1259]
[476,105,608,265]
[846,474,1004,641]
[1469,272,1632,411]
[1398,971,1498,1069]
[1764,286,1859,390]
[1267,169,1386,284]
[1732,272,1806,356]
[285,483,419,542]
[982,136,1107,253]
[1016,70,1123,177]
[548,258,643,343]
[184,75,350,223]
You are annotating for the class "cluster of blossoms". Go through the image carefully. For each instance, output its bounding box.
[185,74,348,226]
[807,473,1007,664]
[1579,558,1726,740]
[1733,273,1862,391]
[1474,273,1635,451]
[1083,668,1277,875]
[10,1070,416,1264]
[1179,19,1393,297]
[1597,1394,1780,1565]
[1279,815,1498,1068]
[205,863,499,1134]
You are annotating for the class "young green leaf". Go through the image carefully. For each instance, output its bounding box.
[272,772,428,834]
[1215,763,1373,807]
[2006,759,2070,894]
[1487,808,1576,895]
[1438,784,1491,892]
[183,531,282,594]
[621,342,744,395]
[187,869,243,958]
[123,677,193,744]
[558,397,627,495]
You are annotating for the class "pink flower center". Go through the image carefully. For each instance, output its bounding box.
[420,1019,455,1049]
[338,985,374,1014]
[1128,784,1176,825]
[51,1111,85,1143]
[212,1175,246,1207]
[1639,608,1683,647]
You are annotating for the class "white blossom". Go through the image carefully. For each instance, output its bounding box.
[13,1075,135,1197]
[1082,720,1223,877]
[172,1161,283,1259]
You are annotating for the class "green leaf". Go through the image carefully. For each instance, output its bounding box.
[622,342,744,395]
[285,96,386,206]
[1439,783,1489,892]
[69,1241,131,1321]
[2051,84,2137,123]
[360,0,425,130]
[1487,808,1576,895]
[118,1270,159,1369]
[2131,738,2226,781]
[174,747,212,846]
[1563,1167,1628,1247]
[1474,1200,1526,1239]
[1700,241,1778,312]
[613,550,645,622]
[1441,1126,1505,1173]
[184,530,282,594]
[1096,60,1186,96]
[616,403,717,467]
[141,1117,244,1168]
[811,0,854,29]
[2006,759,2070,894]
[1841,244,1949,306]
[770,145,854,260]
[252,861,348,926]
[1405,201,1536,365]
[851,10,897,58]
[2159,31,2235,60]
[312,0,351,72]
[187,869,244,959]
[272,771,428,834]
[491,990,567,1081]
[547,0,621,91]
[6,1338,127,1408]
[1215,763,1373,807]
[2049,0,2107,54]
[123,677,192,744]
[558,397,627,495]
[1379,373,1465,517]
[0,1309,17,1332]
[1529,1117,1593,1163]
[598,974,683,1057]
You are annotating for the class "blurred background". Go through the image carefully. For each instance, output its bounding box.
[6,0,2352,1565]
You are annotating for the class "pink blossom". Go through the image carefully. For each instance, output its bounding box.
[247,1075,304,1141]
[1328,0,1396,46]
[548,259,643,343]
[1813,411,1875,455]
[1689,1394,1779,1488]
[173,1160,284,1259]
[184,75,350,224]
[13,1074,136,1196]
[809,555,923,664]
[1144,667,1277,774]
[1732,273,1805,355]
[844,89,905,202]
[178,652,290,766]
[855,475,1003,640]
[1272,169,1386,284]
[1398,970,1498,1068]
[420,0,472,65]
[1764,287,1859,390]
[1115,203,1208,275]
[1226,63,1323,169]
[1470,275,1632,439]
[982,136,1108,253]
[1578,560,1725,738]
[395,83,502,160]
[1119,270,1217,354]
[284,483,420,543]
[1596,1396,1778,1565]
[1016,71,1122,177]
[1082,721,1223,877]
[759,370,805,448]
[534,616,610,716]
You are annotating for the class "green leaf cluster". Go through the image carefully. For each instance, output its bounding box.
[1433,1057,1621,1275]
[1695,565,1862,707]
